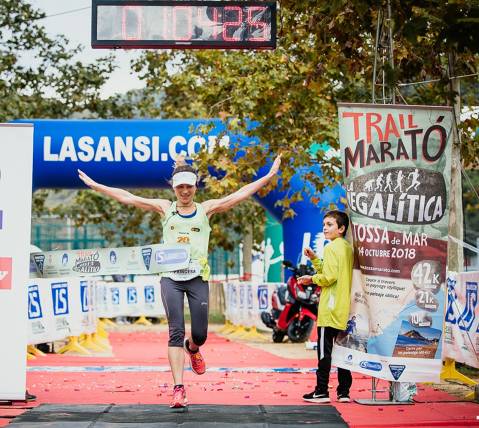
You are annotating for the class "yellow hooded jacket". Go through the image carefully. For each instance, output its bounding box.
[311,237,353,330]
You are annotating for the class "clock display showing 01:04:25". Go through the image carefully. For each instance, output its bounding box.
[93,1,276,49]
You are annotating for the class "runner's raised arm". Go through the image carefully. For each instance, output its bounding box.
[202,154,281,217]
[78,169,171,215]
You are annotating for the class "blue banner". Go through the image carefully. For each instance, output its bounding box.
[18,119,344,278]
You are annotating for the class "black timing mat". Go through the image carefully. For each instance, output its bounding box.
[9,404,348,427]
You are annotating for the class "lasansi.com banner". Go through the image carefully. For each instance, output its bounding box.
[334,103,453,383]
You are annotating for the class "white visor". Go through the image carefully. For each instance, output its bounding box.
[172,171,197,188]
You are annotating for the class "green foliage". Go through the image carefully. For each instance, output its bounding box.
[1,0,136,226]
[0,0,133,121]
[53,189,169,247]
[31,189,49,217]
[52,187,264,251]
[463,169,479,249]
[52,0,479,247]
[131,0,478,178]
[12,0,479,250]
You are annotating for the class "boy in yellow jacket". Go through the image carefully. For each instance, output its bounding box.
[298,210,353,403]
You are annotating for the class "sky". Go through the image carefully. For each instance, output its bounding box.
[30,0,145,98]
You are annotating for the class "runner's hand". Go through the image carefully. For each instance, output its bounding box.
[267,154,282,177]
[78,169,97,188]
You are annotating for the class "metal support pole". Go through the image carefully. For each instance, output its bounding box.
[371,0,395,104]
[355,377,413,405]
[360,1,414,406]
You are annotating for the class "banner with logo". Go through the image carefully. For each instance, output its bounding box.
[223,282,282,330]
[95,277,165,319]
[133,275,165,317]
[264,212,284,282]
[96,281,129,318]
[0,124,33,399]
[31,244,190,278]
[27,278,97,345]
[335,103,453,382]
[443,271,479,369]
[74,279,97,336]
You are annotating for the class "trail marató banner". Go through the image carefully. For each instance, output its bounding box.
[335,103,453,382]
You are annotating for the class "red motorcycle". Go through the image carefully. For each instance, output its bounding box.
[261,261,319,343]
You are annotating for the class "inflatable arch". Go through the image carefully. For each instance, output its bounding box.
[19,119,344,271]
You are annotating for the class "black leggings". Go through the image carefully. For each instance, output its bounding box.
[160,276,209,348]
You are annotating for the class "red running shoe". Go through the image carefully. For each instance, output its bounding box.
[184,338,206,375]
[170,385,187,408]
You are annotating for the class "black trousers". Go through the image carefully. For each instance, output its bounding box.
[160,276,209,347]
[316,326,352,396]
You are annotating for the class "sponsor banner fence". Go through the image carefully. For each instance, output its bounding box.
[0,124,34,400]
[31,244,190,278]
[27,278,97,345]
[444,271,479,368]
[223,282,281,330]
[96,276,165,318]
[336,103,453,382]
[28,276,166,345]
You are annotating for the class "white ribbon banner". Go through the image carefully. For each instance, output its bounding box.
[31,244,190,278]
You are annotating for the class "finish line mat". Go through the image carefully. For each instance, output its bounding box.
[9,404,347,427]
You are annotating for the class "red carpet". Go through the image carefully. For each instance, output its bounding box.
[1,329,477,427]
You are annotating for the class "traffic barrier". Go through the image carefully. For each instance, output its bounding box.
[27,345,46,357]
[443,271,479,369]
[27,275,166,355]
[441,271,479,397]
[27,278,97,346]
[96,276,165,319]
[221,282,282,339]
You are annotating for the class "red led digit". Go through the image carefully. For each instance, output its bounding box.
[247,6,267,41]
[173,6,193,41]
[162,6,169,39]
[212,7,219,39]
[223,6,242,41]
[121,6,142,40]
[197,6,218,39]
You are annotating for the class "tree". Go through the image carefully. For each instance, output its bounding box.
[0,0,136,122]
[131,0,478,181]
[0,0,138,217]
[463,170,479,258]
[34,1,479,252]
[53,186,265,252]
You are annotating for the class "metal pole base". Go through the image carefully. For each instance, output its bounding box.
[355,376,415,405]
[355,398,413,405]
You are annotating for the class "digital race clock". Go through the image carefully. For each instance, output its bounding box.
[92,1,276,49]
